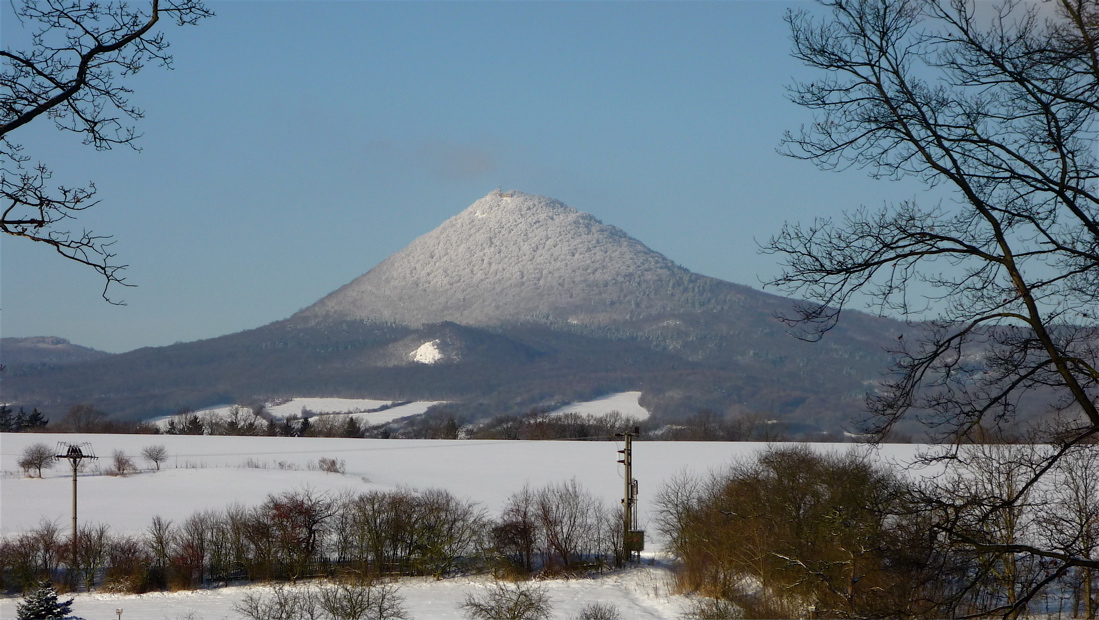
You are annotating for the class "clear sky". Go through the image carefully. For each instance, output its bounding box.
[2,0,929,354]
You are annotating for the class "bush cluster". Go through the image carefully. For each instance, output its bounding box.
[466,410,643,441]
[235,580,409,620]
[656,444,1099,619]
[0,479,621,595]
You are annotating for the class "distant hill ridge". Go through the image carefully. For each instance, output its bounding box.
[0,336,112,366]
[296,190,748,327]
[2,190,909,429]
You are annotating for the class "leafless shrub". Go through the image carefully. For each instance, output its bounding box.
[317,579,410,620]
[110,450,136,476]
[141,444,168,471]
[658,446,927,618]
[682,597,742,619]
[103,533,153,593]
[0,519,64,591]
[235,584,322,620]
[235,581,408,620]
[460,579,552,620]
[577,602,621,620]
[317,457,346,474]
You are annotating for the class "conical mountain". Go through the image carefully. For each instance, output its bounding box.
[296,190,749,327]
[5,189,907,428]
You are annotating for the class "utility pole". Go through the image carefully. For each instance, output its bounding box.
[55,442,96,586]
[616,427,643,564]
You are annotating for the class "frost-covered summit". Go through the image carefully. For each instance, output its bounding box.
[296,190,743,326]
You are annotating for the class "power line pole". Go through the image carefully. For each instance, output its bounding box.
[616,426,643,564]
[55,442,96,586]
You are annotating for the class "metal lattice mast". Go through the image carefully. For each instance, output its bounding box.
[616,427,643,564]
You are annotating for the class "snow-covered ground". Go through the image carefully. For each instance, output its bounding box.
[549,391,650,420]
[1,434,924,619]
[3,566,684,620]
[148,392,650,435]
[149,398,448,430]
[1,434,922,536]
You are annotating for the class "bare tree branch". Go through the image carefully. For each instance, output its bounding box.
[764,0,1098,614]
[1,0,212,301]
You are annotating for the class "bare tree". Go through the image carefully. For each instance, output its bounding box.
[461,580,553,620]
[1,0,211,300]
[535,479,602,571]
[18,442,56,478]
[764,0,1098,614]
[103,532,152,593]
[317,580,410,620]
[264,488,336,582]
[577,602,621,620]
[493,485,541,575]
[110,449,135,476]
[1042,443,1099,618]
[656,446,928,618]
[235,584,322,620]
[59,404,109,432]
[0,519,65,590]
[74,522,112,590]
[141,444,167,471]
[414,488,486,578]
[144,514,174,589]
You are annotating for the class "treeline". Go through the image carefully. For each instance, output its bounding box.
[358,407,836,442]
[0,406,49,433]
[0,404,158,435]
[0,480,623,595]
[0,403,858,444]
[6,400,862,442]
[656,444,1099,619]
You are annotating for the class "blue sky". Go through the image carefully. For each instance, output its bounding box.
[2,1,927,353]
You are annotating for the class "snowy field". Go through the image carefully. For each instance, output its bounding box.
[1,434,923,619]
[548,392,649,420]
[148,398,449,430]
[148,391,650,432]
[1,566,683,620]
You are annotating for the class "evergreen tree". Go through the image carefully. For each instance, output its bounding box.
[341,415,361,438]
[16,581,75,620]
[19,408,48,431]
[0,405,14,432]
[181,414,205,435]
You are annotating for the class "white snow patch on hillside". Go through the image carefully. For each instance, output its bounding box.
[148,398,445,429]
[147,404,251,431]
[550,391,649,420]
[267,397,394,418]
[411,339,443,364]
[346,400,447,425]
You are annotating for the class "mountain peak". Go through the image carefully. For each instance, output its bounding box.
[468,189,573,217]
[296,190,741,327]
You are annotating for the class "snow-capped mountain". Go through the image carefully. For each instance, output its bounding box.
[296,190,746,327]
[3,191,906,429]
